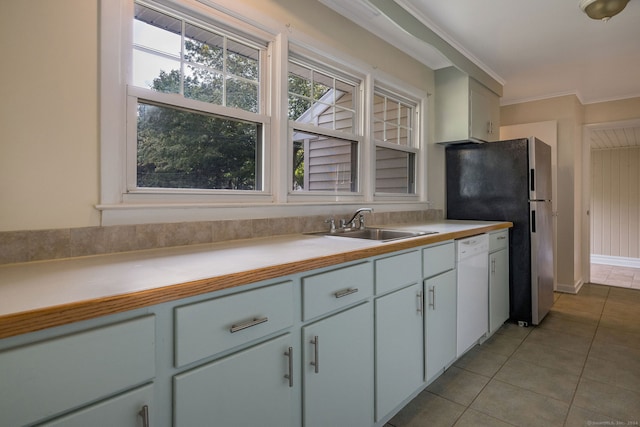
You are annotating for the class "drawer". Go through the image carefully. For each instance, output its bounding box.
[302,261,373,320]
[175,281,294,367]
[40,383,153,427]
[423,242,455,278]
[489,229,509,252]
[375,250,421,294]
[0,316,155,427]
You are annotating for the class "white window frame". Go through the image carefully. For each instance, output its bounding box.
[372,84,422,199]
[286,50,366,202]
[98,0,429,225]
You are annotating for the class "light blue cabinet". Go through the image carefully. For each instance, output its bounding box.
[1,230,509,427]
[0,316,155,426]
[425,269,457,382]
[303,302,374,427]
[375,283,424,421]
[174,334,294,427]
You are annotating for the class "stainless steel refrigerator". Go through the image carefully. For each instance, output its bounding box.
[445,137,554,325]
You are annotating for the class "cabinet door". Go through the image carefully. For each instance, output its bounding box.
[489,248,510,334]
[174,334,294,427]
[470,86,491,141]
[425,269,457,382]
[470,80,500,142]
[375,283,424,421]
[38,384,153,427]
[303,303,374,427]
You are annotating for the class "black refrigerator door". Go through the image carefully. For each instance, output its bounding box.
[446,139,535,324]
[446,140,530,221]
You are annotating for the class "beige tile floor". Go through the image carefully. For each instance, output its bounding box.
[386,284,640,427]
[590,263,640,289]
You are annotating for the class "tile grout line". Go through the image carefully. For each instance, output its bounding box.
[449,327,532,427]
[561,283,610,427]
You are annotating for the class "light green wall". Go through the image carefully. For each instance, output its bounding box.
[0,0,434,232]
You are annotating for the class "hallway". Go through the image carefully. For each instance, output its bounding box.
[386,284,640,426]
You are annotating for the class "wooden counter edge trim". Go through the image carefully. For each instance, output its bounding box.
[0,222,511,339]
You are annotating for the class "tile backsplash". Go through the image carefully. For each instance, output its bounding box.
[0,209,443,265]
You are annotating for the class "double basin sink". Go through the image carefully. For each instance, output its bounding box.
[309,227,438,242]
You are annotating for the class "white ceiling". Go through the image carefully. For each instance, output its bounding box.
[590,121,640,149]
[395,0,640,106]
[320,0,640,148]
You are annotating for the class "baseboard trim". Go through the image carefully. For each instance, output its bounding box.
[591,254,640,269]
[556,280,583,294]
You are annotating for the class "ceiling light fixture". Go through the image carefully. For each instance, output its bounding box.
[579,0,630,21]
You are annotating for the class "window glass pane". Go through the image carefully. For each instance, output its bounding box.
[288,96,312,121]
[184,23,224,70]
[133,50,181,93]
[184,66,223,104]
[312,71,333,101]
[334,106,354,133]
[375,147,414,194]
[292,130,357,192]
[335,80,356,110]
[227,39,259,81]
[134,5,181,57]
[137,102,261,190]
[227,78,258,113]
[288,63,312,98]
[400,104,411,128]
[385,100,399,124]
[398,127,410,146]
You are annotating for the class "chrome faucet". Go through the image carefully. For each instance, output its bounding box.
[340,207,373,230]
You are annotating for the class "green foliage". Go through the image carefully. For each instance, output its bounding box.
[136,37,260,190]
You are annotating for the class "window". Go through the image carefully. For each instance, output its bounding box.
[288,58,361,193]
[100,0,428,224]
[129,2,267,192]
[373,90,418,194]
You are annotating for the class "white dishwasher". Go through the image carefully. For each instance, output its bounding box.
[456,234,489,357]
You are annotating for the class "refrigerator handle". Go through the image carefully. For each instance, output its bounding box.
[530,169,535,192]
[531,210,536,233]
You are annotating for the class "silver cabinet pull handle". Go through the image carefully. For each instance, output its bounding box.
[497,235,507,240]
[229,317,268,333]
[429,286,435,309]
[284,347,293,387]
[334,288,358,298]
[491,258,496,274]
[138,405,150,427]
[417,291,423,315]
[310,335,319,373]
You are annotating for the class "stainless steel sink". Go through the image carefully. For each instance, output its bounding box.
[309,228,438,242]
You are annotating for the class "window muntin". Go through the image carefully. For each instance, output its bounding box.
[133,3,261,113]
[373,90,418,194]
[288,59,360,192]
[373,93,413,147]
[130,2,267,194]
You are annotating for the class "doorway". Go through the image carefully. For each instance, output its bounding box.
[583,119,640,290]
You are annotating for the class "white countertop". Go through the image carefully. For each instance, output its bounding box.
[0,220,509,336]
